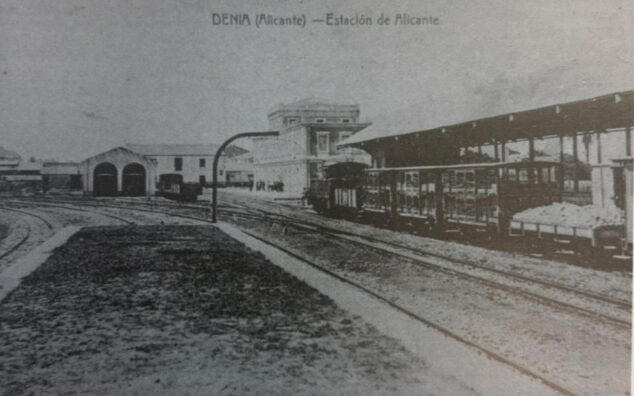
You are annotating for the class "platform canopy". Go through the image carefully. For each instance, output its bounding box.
[340,91,633,152]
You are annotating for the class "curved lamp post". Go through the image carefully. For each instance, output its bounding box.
[212,130,279,223]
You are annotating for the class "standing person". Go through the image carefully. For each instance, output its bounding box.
[301,187,309,207]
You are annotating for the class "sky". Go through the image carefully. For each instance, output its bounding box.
[0,0,632,161]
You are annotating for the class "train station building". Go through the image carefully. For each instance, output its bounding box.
[251,98,372,196]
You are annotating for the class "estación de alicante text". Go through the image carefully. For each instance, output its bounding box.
[327,13,439,26]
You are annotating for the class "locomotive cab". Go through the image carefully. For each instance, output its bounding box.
[308,161,368,217]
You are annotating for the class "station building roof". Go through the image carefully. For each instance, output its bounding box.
[268,97,360,116]
[340,90,634,150]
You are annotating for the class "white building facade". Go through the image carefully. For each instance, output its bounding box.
[252,98,371,196]
[125,144,248,186]
[80,144,250,196]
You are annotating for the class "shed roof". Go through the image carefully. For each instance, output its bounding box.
[42,162,80,175]
[365,161,558,172]
[341,90,634,148]
[125,144,248,157]
[80,146,153,166]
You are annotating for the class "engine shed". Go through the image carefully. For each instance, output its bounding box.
[80,147,157,197]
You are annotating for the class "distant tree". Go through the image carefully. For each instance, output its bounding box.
[523,149,550,160]
[562,153,591,180]
[521,150,590,180]
[461,150,495,163]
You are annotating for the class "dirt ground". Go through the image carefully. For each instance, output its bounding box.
[0,223,8,243]
[0,225,474,396]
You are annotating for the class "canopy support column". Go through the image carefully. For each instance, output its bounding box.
[559,134,565,194]
[573,132,579,193]
[528,137,535,161]
[596,130,602,164]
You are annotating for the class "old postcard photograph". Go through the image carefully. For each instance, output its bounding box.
[0,0,632,395]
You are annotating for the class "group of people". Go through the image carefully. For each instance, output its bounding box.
[253,180,284,192]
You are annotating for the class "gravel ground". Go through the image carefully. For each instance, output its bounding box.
[0,213,20,249]
[221,195,631,395]
[220,191,631,301]
[0,209,54,274]
[0,225,471,396]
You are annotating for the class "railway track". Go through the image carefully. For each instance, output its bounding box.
[11,197,630,326]
[220,207,631,327]
[0,206,54,261]
[6,198,578,394]
[43,196,626,327]
[3,201,135,226]
[1,198,230,227]
[225,202,632,310]
[234,226,576,396]
[2,197,627,394]
[225,196,632,299]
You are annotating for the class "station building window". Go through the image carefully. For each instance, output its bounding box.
[338,131,352,142]
[199,158,206,168]
[337,131,353,153]
[317,131,330,155]
[315,118,325,123]
[199,175,206,185]
[174,157,183,171]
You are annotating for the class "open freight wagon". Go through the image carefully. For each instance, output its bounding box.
[509,157,631,255]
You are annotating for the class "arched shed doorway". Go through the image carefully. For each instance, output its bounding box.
[122,163,146,196]
[93,162,117,196]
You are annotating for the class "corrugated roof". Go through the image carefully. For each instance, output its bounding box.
[342,89,634,147]
[126,144,247,157]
